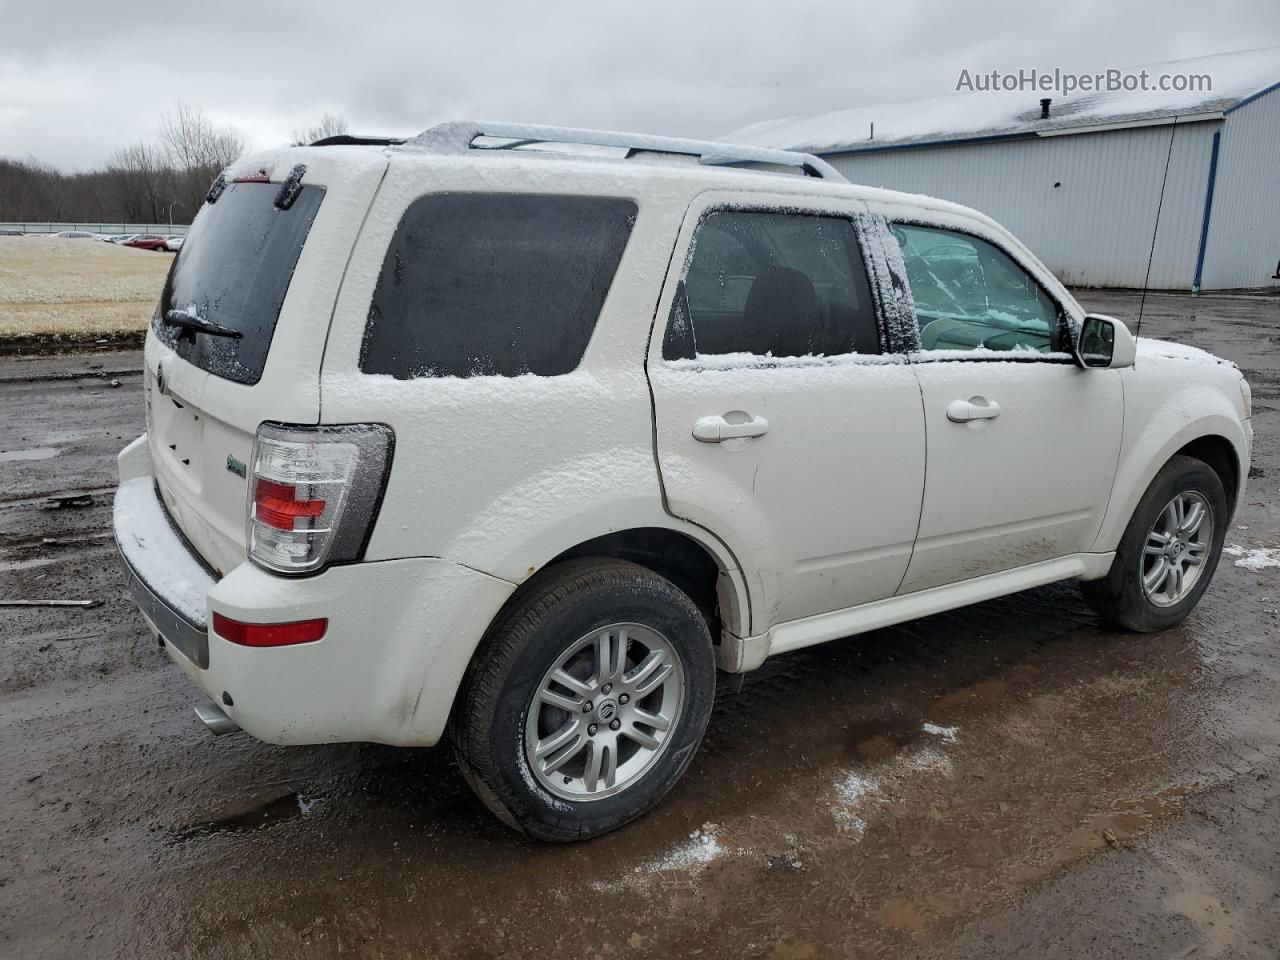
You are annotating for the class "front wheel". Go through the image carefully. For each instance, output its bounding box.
[449,559,716,841]
[1081,454,1228,632]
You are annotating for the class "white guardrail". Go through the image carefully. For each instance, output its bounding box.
[0,222,191,236]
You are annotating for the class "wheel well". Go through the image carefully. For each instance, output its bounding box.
[547,528,731,643]
[1176,435,1241,514]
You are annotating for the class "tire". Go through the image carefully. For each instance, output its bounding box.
[1081,454,1228,632]
[449,558,716,841]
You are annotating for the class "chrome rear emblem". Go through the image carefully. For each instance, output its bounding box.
[226,455,247,479]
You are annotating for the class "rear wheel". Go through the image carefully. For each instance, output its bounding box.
[1081,455,1227,631]
[449,559,716,841]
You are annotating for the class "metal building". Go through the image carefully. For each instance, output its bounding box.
[728,47,1280,291]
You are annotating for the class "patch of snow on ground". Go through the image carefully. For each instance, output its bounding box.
[922,722,959,743]
[902,746,954,775]
[831,732,958,833]
[1224,544,1280,571]
[832,771,880,835]
[593,824,730,891]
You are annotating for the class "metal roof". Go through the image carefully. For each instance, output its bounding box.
[725,45,1280,156]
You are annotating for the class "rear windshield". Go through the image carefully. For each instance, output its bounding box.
[359,193,637,379]
[153,181,325,385]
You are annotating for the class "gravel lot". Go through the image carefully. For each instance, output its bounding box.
[1,288,1278,959]
[0,237,170,340]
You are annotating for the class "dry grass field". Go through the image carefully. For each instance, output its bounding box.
[0,237,171,339]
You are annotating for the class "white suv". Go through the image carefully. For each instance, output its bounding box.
[114,121,1252,840]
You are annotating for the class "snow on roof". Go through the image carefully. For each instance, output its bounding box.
[724,46,1280,155]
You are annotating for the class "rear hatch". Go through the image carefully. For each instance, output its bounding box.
[143,147,388,576]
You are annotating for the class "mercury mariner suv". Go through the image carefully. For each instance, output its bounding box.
[114,121,1253,841]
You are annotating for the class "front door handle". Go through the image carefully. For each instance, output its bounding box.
[946,397,1001,423]
[693,413,770,443]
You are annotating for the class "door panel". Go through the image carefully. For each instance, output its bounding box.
[652,361,925,627]
[647,193,926,631]
[900,360,1122,593]
[878,215,1123,593]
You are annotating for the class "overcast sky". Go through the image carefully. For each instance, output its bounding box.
[2,0,1278,171]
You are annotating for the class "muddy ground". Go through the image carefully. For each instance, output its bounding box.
[2,289,1278,959]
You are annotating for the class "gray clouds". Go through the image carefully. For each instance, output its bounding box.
[2,0,1277,169]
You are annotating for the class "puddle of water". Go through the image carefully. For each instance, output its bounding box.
[170,792,320,843]
[0,446,60,463]
[1054,784,1198,858]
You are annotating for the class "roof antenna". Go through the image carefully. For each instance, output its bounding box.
[1135,122,1177,342]
[869,121,875,140]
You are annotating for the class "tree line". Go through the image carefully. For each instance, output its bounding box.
[0,105,348,225]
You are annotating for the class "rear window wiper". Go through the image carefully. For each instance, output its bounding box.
[162,309,243,339]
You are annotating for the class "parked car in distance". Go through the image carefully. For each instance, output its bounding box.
[163,236,184,252]
[0,229,22,236]
[108,235,139,244]
[51,230,95,238]
[114,121,1252,842]
[122,234,170,251]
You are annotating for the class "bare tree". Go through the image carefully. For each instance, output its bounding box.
[106,142,167,223]
[159,101,245,217]
[290,113,350,146]
[160,100,245,172]
[0,101,247,225]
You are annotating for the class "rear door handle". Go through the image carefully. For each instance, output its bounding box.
[693,413,769,443]
[946,398,1001,422]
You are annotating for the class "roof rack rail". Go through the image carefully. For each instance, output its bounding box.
[406,120,848,182]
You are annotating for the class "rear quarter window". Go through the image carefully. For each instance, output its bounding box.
[359,193,637,379]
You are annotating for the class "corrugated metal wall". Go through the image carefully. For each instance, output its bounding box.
[825,122,1222,289]
[1200,88,1280,290]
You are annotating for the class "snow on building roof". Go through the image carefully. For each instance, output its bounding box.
[724,46,1280,155]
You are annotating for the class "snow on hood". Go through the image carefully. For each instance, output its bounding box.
[1135,337,1230,366]
[724,46,1280,155]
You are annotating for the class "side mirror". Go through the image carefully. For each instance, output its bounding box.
[1076,314,1136,369]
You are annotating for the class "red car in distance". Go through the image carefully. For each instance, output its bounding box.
[122,235,171,251]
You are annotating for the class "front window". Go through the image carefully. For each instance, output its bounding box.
[891,223,1065,354]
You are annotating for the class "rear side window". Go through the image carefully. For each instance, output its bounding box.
[360,194,637,379]
[154,182,325,385]
[665,210,880,360]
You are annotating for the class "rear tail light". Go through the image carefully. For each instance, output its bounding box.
[247,422,394,574]
[212,612,328,647]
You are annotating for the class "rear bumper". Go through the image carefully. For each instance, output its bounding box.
[117,538,212,668]
[114,470,217,668]
[114,435,516,747]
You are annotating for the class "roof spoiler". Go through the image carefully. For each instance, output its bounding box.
[308,134,408,147]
